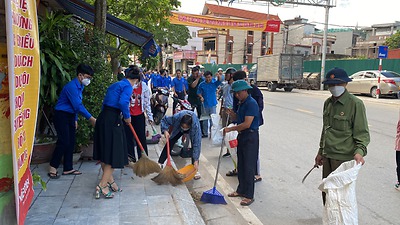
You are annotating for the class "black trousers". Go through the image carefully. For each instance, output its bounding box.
[50,110,76,171]
[172,91,185,114]
[236,130,259,199]
[396,151,400,182]
[124,113,148,159]
[158,132,196,165]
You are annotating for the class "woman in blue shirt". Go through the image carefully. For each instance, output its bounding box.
[93,67,140,199]
[48,64,96,179]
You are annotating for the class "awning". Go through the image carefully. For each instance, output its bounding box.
[55,0,160,57]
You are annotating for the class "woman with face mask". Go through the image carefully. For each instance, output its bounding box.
[48,64,96,179]
[123,65,154,163]
[157,110,202,179]
[92,67,140,199]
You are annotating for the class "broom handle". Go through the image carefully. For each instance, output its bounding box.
[151,124,157,135]
[166,137,171,166]
[128,123,145,154]
[213,114,230,188]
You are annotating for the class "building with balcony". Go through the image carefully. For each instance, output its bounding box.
[195,3,282,65]
[352,21,400,58]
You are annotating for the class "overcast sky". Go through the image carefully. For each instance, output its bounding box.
[178,0,399,29]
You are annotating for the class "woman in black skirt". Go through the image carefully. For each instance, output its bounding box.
[93,67,140,199]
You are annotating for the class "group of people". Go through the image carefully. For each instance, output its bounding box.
[48,61,400,212]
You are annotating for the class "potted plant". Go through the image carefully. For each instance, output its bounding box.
[32,11,77,164]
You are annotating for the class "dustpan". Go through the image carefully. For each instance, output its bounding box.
[177,164,197,182]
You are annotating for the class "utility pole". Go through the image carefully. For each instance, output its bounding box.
[320,2,329,90]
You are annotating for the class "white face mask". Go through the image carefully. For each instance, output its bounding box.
[82,78,91,86]
[329,86,345,97]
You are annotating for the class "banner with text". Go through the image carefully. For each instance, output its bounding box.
[5,0,40,224]
[170,12,281,33]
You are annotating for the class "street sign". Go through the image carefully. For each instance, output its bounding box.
[378,46,388,59]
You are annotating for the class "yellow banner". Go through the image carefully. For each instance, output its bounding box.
[5,0,40,224]
[170,12,281,32]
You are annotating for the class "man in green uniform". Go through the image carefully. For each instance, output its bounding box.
[314,67,370,204]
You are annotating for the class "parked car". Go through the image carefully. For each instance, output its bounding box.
[346,70,400,98]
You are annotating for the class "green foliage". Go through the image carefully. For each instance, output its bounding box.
[385,31,400,49]
[38,11,77,110]
[84,0,188,68]
[32,172,47,191]
[69,26,114,150]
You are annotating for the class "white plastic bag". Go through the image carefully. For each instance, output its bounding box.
[211,114,223,146]
[318,160,362,225]
[224,124,238,151]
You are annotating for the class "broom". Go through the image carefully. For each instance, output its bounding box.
[200,118,228,205]
[128,123,161,177]
[152,138,184,186]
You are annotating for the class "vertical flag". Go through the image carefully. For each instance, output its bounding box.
[4,0,40,224]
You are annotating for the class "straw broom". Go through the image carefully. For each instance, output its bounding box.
[152,138,184,186]
[127,123,161,177]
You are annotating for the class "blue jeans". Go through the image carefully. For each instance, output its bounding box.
[201,106,216,136]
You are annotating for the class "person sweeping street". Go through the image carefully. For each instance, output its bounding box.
[93,67,140,199]
[157,110,202,180]
[223,80,260,206]
[48,64,96,179]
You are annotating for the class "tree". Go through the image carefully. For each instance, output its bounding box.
[385,31,400,49]
[85,0,190,71]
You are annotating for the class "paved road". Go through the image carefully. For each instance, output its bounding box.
[198,89,400,225]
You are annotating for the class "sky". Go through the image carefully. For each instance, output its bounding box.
[178,0,399,29]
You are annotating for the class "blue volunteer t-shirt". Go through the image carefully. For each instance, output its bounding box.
[237,95,259,130]
[172,77,186,92]
[197,79,221,108]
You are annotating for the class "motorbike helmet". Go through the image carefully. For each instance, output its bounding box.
[225,67,237,75]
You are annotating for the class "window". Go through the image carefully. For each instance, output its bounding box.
[262,32,267,39]
[248,31,254,36]
[204,38,216,51]
[227,42,233,53]
[192,32,196,38]
[247,44,253,54]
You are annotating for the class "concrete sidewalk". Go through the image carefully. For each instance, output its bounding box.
[26,143,205,225]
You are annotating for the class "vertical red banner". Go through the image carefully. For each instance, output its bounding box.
[4,0,40,224]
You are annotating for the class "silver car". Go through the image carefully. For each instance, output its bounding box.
[346,70,400,98]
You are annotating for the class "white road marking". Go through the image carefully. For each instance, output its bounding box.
[296,108,314,114]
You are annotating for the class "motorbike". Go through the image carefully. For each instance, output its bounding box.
[150,88,169,125]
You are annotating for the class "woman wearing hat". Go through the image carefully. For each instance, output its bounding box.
[223,80,260,206]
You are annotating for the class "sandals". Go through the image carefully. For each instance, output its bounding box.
[62,170,82,175]
[95,185,114,199]
[228,192,242,197]
[226,169,238,177]
[194,172,201,180]
[254,177,262,183]
[48,172,60,179]
[240,198,254,206]
[108,181,122,192]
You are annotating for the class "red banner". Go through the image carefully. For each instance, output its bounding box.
[170,12,280,33]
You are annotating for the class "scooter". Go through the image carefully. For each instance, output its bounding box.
[150,87,169,125]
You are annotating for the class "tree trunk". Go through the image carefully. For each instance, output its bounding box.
[94,0,107,33]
